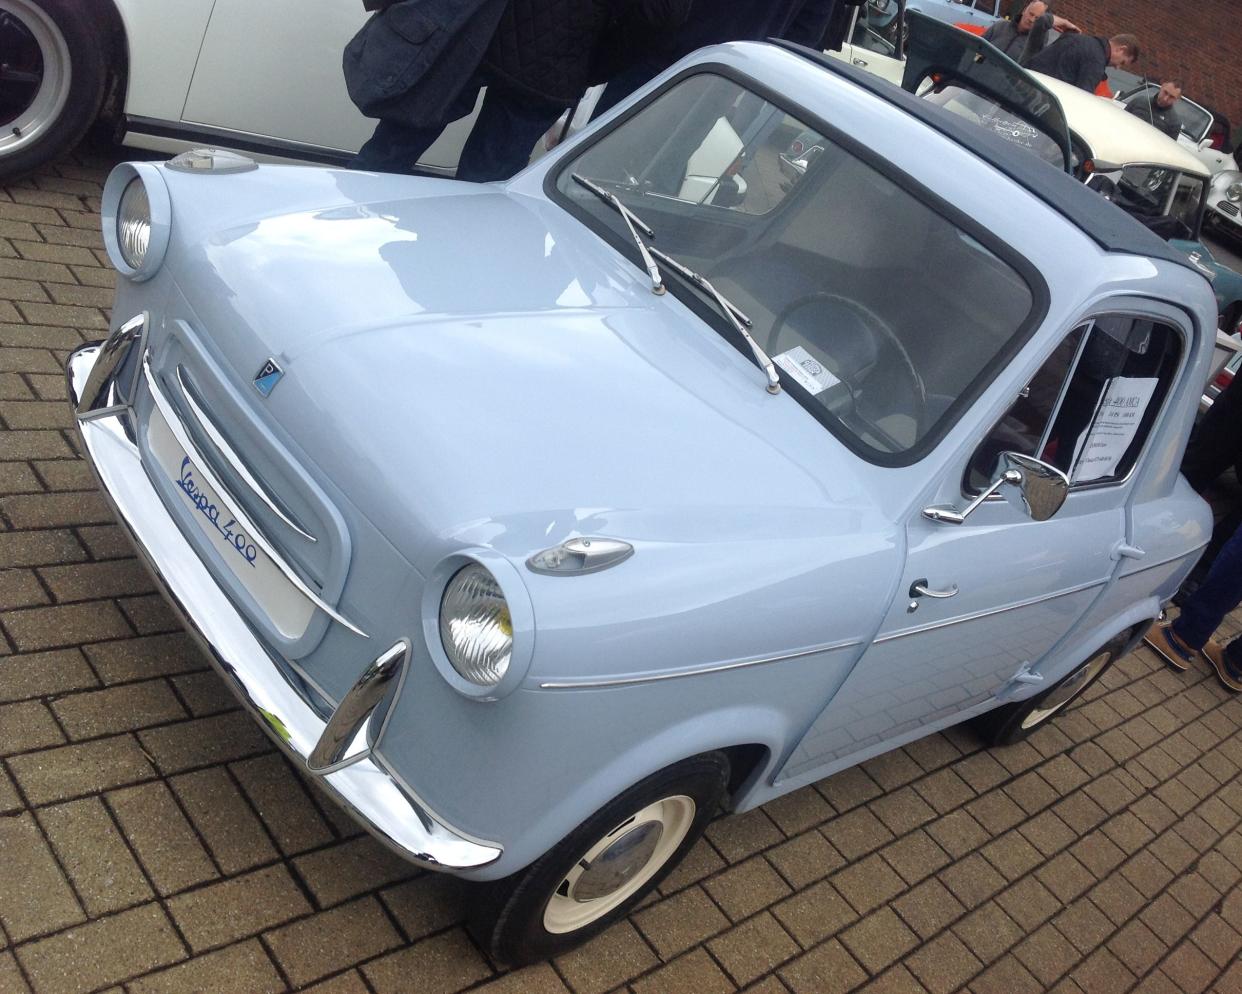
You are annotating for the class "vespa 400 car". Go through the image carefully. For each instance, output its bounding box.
[71,41,1217,962]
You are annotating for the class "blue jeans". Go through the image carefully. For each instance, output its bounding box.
[1173,522,1242,664]
[353,81,563,182]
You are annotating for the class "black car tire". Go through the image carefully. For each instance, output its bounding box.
[469,751,730,965]
[0,0,110,182]
[975,633,1129,746]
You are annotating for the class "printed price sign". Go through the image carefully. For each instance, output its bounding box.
[1070,376,1158,483]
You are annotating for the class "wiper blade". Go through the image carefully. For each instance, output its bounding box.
[649,247,780,395]
[571,174,665,295]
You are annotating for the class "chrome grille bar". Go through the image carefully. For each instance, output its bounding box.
[174,366,316,543]
[141,351,369,638]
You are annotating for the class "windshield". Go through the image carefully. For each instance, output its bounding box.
[1121,85,1211,143]
[922,83,1067,170]
[1091,165,1206,237]
[554,73,1037,460]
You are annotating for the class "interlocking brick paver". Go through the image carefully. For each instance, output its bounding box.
[168,767,276,876]
[136,710,268,773]
[265,897,401,989]
[766,829,843,889]
[294,834,416,908]
[167,865,311,952]
[9,734,154,804]
[83,632,204,683]
[772,879,858,946]
[125,941,284,994]
[708,912,800,988]
[841,907,918,974]
[905,932,983,994]
[37,796,151,916]
[553,922,658,994]
[1,601,130,651]
[50,680,184,739]
[779,939,866,994]
[704,855,792,922]
[633,885,730,959]
[107,781,217,896]
[628,948,736,994]
[893,877,967,941]
[0,812,85,942]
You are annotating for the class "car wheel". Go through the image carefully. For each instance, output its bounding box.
[0,0,109,182]
[975,636,1126,746]
[469,752,729,965]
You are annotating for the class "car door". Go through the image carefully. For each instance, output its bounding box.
[828,0,907,84]
[778,314,1182,783]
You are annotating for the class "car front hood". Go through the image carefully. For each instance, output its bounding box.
[168,173,885,570]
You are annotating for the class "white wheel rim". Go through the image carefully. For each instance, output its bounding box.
[0,0,73,155]
[1020,650,1110,730]
[542,795,696,934]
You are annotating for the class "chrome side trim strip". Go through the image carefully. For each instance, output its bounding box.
[308,641,408,772]
[68,344,498,870]
[174,365,317,543]
[142,352,369,638]
[873,578,1106,644]
[540,638,862,689]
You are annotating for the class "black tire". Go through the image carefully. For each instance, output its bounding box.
[469,752,729,965]
[0,0,111,182]
[975,635,1128,746]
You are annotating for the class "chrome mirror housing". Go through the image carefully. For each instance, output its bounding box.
[923,451,1069,525]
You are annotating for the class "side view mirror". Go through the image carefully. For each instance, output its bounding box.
[923,451,1069,525]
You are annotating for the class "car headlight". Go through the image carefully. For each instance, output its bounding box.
[439,564,513,687]
[1229,183,1242,203]
[116,179,151,269]
[101,162,171,282]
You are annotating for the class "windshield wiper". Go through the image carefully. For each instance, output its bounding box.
[649,246,780,395]
[571,174,665,295]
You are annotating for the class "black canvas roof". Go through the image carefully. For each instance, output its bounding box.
[772,40,1201,276]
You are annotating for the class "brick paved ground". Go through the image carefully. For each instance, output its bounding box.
[5,143,1242,994]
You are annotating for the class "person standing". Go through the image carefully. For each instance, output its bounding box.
[1145,525,1242,693]
[1125,79,1185,140]
[348,0,690,180]
[1025,30,1139,91]
[981,1,1078,64]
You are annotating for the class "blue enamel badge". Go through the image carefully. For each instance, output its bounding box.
[253,358,283,397]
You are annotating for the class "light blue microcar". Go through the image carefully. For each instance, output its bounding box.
[72,39,1216,963]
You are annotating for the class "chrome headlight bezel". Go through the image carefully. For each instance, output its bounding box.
[1228,182,1242,204]
[101,162,171,282]
[423,551,534,700]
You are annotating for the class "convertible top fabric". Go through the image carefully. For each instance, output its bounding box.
[773,41,1200,276]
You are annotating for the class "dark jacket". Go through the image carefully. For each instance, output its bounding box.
[1126,95,1182,140]
[1025,33,1109,92]
[484,0,692,107]
[981,11,1053,64]
[344,0,507,127]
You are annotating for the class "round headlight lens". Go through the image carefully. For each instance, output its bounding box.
[1228,183,1242,203]
[116,178,151,270]
[439,565,512,687]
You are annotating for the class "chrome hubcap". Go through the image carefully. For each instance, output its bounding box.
[0,0,71,155]
[571,821,664,902]
[542,795,695,934]
[1020,650,1110,730]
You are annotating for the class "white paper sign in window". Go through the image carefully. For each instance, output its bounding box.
[774,346,842,396]
[1070,376,1159,483]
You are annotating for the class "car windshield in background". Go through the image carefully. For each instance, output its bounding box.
[554,73,1036,460]
[901,10,1073,173]
[921,83,1067,170]
[1091,165,1206,238]
[1120,86,1211,144]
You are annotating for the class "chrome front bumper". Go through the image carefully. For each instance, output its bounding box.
[67,340,501,872]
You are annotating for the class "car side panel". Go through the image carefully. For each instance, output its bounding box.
[114,0,214,122]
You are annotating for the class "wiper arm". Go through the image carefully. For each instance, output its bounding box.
[571,174,665,295]
[649,247,780,395]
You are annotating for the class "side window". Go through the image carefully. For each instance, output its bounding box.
[968,317,1182,493]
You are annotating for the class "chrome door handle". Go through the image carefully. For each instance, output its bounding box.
[910,578,958,599]
[853,58,869,66]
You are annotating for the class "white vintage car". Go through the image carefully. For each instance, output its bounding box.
[1207,170,1242,242]
[1113,82,1237,176]
[1,0,476,179]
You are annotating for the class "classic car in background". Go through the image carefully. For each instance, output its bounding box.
[74,39,1216,963]
[1115,82,1236,175]
[897,10,1242,332]
[1207,169,1242,244]
[0,0,487,180]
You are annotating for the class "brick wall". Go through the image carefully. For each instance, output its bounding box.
[1051,0,1242,137]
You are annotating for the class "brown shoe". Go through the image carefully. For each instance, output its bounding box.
[1143,623,1197,672]
[1202,639,1242,692]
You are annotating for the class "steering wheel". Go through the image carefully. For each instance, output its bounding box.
[770,292,928,449]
